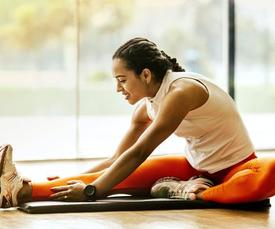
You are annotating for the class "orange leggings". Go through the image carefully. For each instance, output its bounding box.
[32,154,275,203]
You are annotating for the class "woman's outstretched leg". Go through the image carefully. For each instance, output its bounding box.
[1,145,200,206]
[31,171,104,201]
[31,154,200,201]
[200,157,275,203]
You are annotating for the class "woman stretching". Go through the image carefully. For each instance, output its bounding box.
[1,37,275,208]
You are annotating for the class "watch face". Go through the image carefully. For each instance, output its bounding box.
[84,185,96,197]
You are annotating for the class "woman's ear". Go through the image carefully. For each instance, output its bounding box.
[141,68,152,84]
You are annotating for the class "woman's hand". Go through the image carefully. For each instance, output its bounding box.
[50,180,87,202]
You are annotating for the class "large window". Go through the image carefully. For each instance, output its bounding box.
[235,0,275,150]
[77,0,224,157]
[0,0,273,160]
[0,0,77,160]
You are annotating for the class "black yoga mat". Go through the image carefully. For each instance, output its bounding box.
[18,197,271,214]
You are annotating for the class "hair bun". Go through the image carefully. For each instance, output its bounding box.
[171,58,177,64]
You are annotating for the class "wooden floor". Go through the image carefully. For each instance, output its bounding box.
[0,198,274,229]
[1,154,275,229]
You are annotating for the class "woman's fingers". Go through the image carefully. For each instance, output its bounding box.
[49,182,87,202]
[50,190,70,200]
[195,178,214,186]
[67,180,82,185]
[51,185,70,193]
[188,192,196,200]
[188,184,211,194]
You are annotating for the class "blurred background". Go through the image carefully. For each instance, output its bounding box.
[0,0,274,160]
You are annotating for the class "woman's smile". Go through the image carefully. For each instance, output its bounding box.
[123,92,130,100]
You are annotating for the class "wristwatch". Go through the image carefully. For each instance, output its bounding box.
[83,184,97,201]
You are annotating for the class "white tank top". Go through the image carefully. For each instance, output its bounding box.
[145,71,254,173]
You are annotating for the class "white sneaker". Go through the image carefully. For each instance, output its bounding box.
[151,176,214,200]
[0,144,23,208]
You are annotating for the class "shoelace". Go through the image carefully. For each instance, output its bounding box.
[0,170,20,207]
[0,177,13,208]
[169,177,214,199]
[168,183,189,199]
[0,193,12,208]
[151,176,181,187]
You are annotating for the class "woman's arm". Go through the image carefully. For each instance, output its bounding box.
[92,82,208,198]
[50,80,209,201]
[82,100,152,174]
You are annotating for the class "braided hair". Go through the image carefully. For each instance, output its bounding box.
[112,37,185,82]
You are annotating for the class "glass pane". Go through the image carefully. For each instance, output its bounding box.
[236,0,275,149]
[79,0,224,157]
[0,0,77,160]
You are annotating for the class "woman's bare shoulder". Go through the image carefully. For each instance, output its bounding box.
[168,77,209,111]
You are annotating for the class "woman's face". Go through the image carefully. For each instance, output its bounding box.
[112,58,149,105]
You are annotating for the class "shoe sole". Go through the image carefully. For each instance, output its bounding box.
[0,144,11,177]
